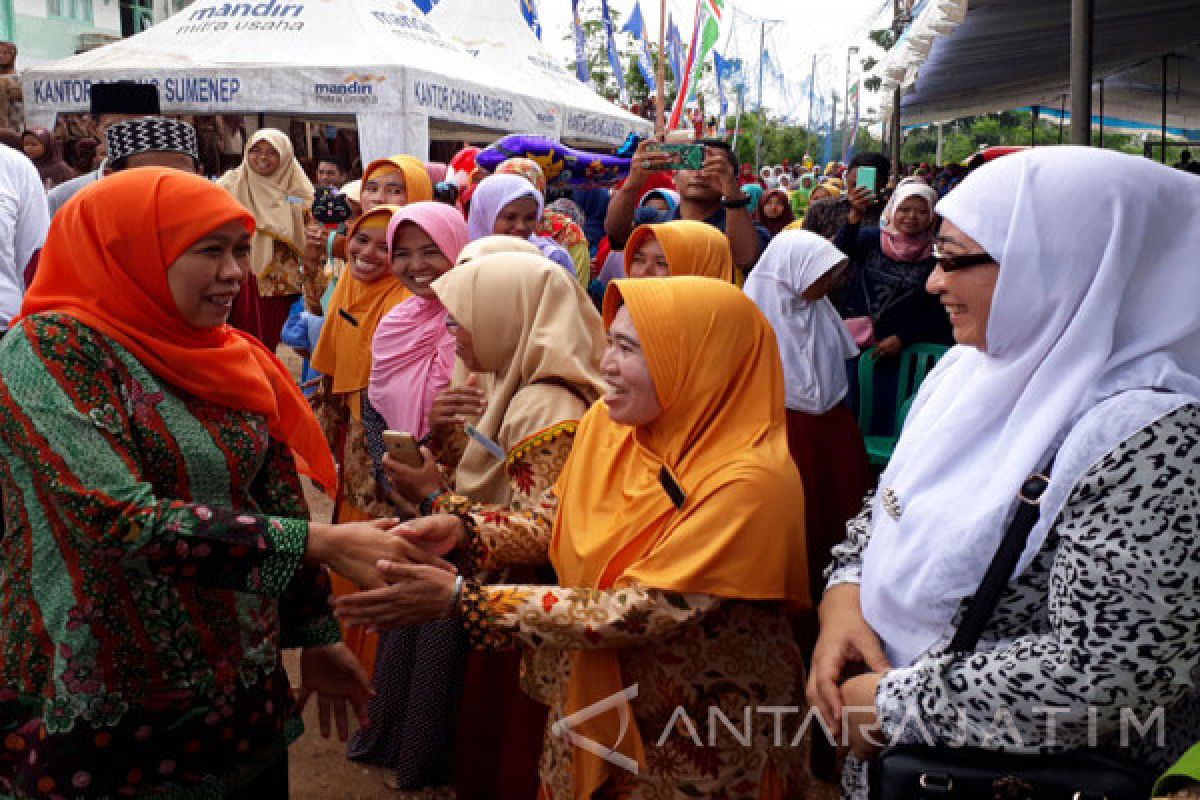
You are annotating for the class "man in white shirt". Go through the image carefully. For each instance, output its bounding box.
[0,143,49,325]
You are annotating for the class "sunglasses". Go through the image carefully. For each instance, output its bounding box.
[932,244,996,272]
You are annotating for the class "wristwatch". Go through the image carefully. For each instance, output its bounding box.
[720,193,752,210]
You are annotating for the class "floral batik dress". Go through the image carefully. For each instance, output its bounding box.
[0,313,339,798]
[447,434,815,800]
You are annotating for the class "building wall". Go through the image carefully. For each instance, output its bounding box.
[8,0,191,67]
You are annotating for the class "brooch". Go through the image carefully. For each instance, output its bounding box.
[882,487,903,521]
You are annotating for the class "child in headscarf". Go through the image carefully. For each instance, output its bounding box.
[467,174,574,275]
[743,230,870,597]
[756,187,797,238]
[21,127,75,189]
[218,128,314,350]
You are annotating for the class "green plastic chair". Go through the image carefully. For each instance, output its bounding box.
[857,343,949,466]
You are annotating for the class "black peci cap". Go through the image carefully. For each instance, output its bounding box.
[89,81,161,117]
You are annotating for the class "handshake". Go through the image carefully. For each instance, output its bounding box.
[305,514,470,630]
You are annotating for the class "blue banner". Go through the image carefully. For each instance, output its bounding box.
[412,0,439,12]
[519,0,542,40]
[621,0,656,94]
[666,14,684,85]
[571,0,590,83]
[601,0,626,93]
[713,50,731,117]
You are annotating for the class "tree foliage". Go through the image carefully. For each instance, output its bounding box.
[900,111,1145,164]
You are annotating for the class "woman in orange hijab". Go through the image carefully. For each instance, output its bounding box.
[338,278,814,799]
[624,219,735,281]
[310,203,413,671]
[0,168,448,797]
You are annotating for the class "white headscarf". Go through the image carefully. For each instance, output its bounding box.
[861,147,1200,668]
[744,230,857,414]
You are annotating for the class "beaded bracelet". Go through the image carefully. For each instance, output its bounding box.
[418,488,445,517]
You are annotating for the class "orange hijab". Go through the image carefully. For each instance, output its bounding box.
[17,167,336,490]
[311,206,411,413]
[549,277,809,797]
[361,155,434,206]
[623,219,735,282]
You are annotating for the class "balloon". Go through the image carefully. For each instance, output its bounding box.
[446,146,480,189]
[475,135,632,189]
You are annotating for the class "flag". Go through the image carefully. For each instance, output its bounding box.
[844,80,861,160]
[622,1,657,94]
[411,0,439,10]
[668,0,724,129]
[713,50,731,117]
[601,0,627,94]
[666,14,685,84]
[519,0,542,40]
[571,0,590,83]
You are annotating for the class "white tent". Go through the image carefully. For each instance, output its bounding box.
[427,0,652,147]
[874,0,1200,136]
[21,0,646,161]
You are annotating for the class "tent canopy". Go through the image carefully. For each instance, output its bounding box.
[876,0,1200,134]
[428,0,651,147]
[22,0,648,159]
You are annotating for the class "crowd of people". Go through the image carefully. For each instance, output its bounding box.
[0,78,1197,800]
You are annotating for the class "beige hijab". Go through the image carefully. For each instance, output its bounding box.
[218,128,314,275]
[432,252,607,503]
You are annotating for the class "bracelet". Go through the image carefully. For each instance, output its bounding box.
[418,488,445,517]
[445,574,465,618]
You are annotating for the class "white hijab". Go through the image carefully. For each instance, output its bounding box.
[861,147,1200,668]
[744,230,858,414]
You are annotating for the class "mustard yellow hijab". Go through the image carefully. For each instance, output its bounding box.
[431,252,607,503]
[311,206,411,415]
[361,155,434,206]
[217,128,314,276]
[550,277,810,797]
[623,219,734,282]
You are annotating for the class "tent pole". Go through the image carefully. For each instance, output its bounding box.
[1098,80,1104,147]
[1069,0,1093,145]
[1161,55,1168,163]
[1030,105,1038,146]
[1058,94,1066,144]
[656,0,666,136]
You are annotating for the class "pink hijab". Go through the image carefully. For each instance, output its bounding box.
[369,202,469,437]
[880,180,939,263]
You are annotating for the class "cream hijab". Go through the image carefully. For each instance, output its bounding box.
[218,128,314,275]
[860,147,1200,668]
[431,252,607,503]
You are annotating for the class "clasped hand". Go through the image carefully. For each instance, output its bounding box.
[334,514,468,631]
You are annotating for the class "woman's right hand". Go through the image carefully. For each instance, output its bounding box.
[427,382,487,440]
[805,583,891,738]
[400,514,466,558]
[847,185,875,224]
[304,219,327,253]
[307,519,455,590]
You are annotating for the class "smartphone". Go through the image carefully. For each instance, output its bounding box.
[647,142,706,171]
[856,166,878,192]
[383,430,424,468]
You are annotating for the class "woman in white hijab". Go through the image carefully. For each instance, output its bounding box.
[744,229,871,596]
[808,147,1200,797]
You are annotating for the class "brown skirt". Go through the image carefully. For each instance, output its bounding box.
[785,405,872,600]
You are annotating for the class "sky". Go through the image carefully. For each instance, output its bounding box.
[536,0,893,121]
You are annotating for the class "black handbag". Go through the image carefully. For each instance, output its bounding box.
[867,462,1157,800]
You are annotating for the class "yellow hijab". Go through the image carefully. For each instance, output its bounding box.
[431,252,606,503]
[361,155,434,206]
[623,220,734,282]
[550,277,810,797]
[311,206,411,414]
[217,128,314,275]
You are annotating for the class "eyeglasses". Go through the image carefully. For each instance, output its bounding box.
[932,244,996,272]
